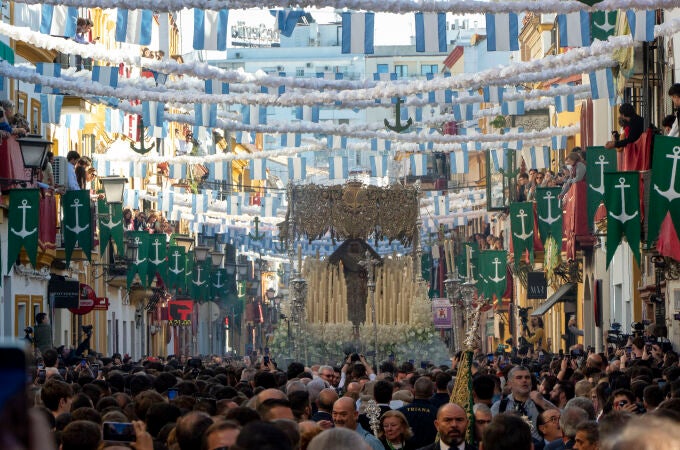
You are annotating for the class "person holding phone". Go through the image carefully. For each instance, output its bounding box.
[0,100,27,138]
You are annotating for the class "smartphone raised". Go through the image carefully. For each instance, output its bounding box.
[102,422,136,443]
[38,368,46,383]
[167,388,178,400]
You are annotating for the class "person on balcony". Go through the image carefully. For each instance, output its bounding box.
[0,100,28,138]
[66,150,81,191]
[604,103,644,150]
[668,84,680,137]
[74,18,94,45]
[558,152,586,200]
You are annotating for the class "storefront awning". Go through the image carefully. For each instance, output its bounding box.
[531,282,576,316]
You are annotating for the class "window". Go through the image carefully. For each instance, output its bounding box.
[295,67,305,77]
[30,98,41,134]
[421,64,438,76]
[394,65,408,78]
[16,91,27,117]
[377,64,389,73]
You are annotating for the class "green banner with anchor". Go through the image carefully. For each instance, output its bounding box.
[190,259,211,301]
[97,198,124,257]
[147,234,168,286]
[586,146,618,231]
[127,231,150,288]
[591,11,618,42]
[7,189,40,271]
[604,172,640,268]
[62,190,92,265]
[479,250,507,304]
[647,136,680,246]
[166,245,186,292]
[510,202,535,266]
[536,187,563,246]
[210,268,230,300]
[185,251,195,296]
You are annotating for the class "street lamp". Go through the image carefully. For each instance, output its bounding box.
[99,176,128,204]
[210,250,225,268]
[17,134,52,183]
[444,268,462,353]
[194,245,211,263]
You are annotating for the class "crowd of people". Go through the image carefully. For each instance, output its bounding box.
[122,208,175,235]
[11,321,680,450]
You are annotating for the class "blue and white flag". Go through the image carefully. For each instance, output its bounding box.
[280,132,301,148]
[411,153,428,176]
[288,157,306,180]
[251,158,267,180]
[40,94,63,124]
[170,163,187,179]
[489,149,504,171]
[459,127,482,151]
[316,71,344,81]
[40,5,77,37]
[486,13,519,52]
[124,189,141,210]
[588,68,616,105]
[243,105,267,125]
[209,161,229,181]
[35,63,60,94]
[551,135,568,150]
[62,114,85,130]
[523,146,551,169]
[105,108,124,134]
[128,162,147,179]
[227,195,242,215]
[93,159,112,177]
[270,9,305,37]
[193,9,229,50]
[373,72,397,82]
[503,127,523,150]
[450,150,469,174]
[427,73,452,104]
[262,195,280,217]
[434,195,449,216]
[501,99,525,115]
[415,12,447,53]
[295,105,319,123]
[195,103,217,128]
[192,193,209,215]
[341,12,374,54]
[483,85,504,103]
[92,65,119,88]
[626,10,655,42]
[327,135,347,149]
[371,138,392,151]
[370,153,388,177]
[554,84,575,112]
[329,156,349,180]
[205,79,229,94]
[158,191,175,213]
[115,9,152,45]
[557,12,591,47]
[452,102,475,122]
[142,101,164,128]
[402,104,423,123]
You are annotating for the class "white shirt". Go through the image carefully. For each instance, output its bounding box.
[669,117,679,137]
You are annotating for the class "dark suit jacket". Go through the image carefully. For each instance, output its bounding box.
[615,114,644,148]
[544,438,574,450]
[310,410,332,422]
[416,442,477,450]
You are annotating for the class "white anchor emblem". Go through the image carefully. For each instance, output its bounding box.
[588,154,610,195]
[538,191,560,225]
[65,198,89,235]
[100,205,121,230]
[653,146,680,202]
[212,271,225,289]
[593,11,616,34]
[11,199,37,238]
[148,238,165,266]
[513,208,534,240]
[192,266,206,286]
[169,251,185,275]
[132,237,147,265]
[489,257,506,284]
[609,177,639,224]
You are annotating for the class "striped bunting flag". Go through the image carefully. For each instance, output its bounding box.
[327,135,347,150]
[105,109,124,134]
[92,65,119,88]
[295,106,319,123]
[626,10,655,42]
[341,12,374,54]
[427,73,452,104]
[503,127,523,150]
[205,79,229,94]
[142,101,164,128]
[329,156,349,180]
[370,153,388,177]
[209,161,229,181]
[554,84,575,113]
[115,9,152,45]
[374,72,397,82]
[557,12,591,47]
[40,94,63,124]
[501,99,525,115]
[411,153,428,176]
[489,149,504,171]
[288,157,306,180]
[401,104,423,123]
[193,9,229,51]
[251,158,267,180]
[192,193,209,215]
[551,135,568,150]
[40,5,77,37]
[128,162,147,178]
[35,63,60,94]
[459,127,482,151]
[415,12,447,53]
[450,150,469,174]
[522,146,551,169]
[124,189,141,210]
[170,163,187,179]
[280,132,301,148]
[227,195,242,215]
[588,68,616,105]
[316,71,344,81]
[243,105,267,125]
[434,195,449,216]
[262,195,280,217]
[483,85,504,103]
[485,13,519,51]
[195,103,217,128]
[371,138,392,151]
[270,9,306,37]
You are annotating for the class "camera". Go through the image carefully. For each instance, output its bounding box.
[23,327,33,335]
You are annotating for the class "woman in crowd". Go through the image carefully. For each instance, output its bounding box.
[378,410,416,450]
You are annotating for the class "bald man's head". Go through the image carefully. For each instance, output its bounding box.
[257,388,288,407]
[332,397,358,430]
[318,388,339,412]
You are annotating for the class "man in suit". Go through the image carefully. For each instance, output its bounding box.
[417,403,477,450]
[311,388,337,424]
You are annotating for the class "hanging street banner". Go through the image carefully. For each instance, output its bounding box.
[479,250,506,304]
[127,231,150,288]
[210,268,230,300]
[591,11,618,42]
[147,234,168,286]
[536,187,563,246]
[510,202,535,266]
[98,198,124,257]
[185,251,195,296]
[432,298,452,329]
[7,189,40,271]
[62,190,92,265]
[190,259,211,301]
[648,136,680,246]
[456,241,479,281]
[604,171,641,268]
[586,146,618,230]
[166,245,186,292]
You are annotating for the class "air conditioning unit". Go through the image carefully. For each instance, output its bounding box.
[52,156,68,188]
[234,52,242,59]
[324,66,330,70]
[306,62,312,68]
[277,65,284,71]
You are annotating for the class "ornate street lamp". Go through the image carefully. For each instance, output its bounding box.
[17,134,51,183]
[194,245,211,263]
[99,176,128,204]
[210,250,225,268]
